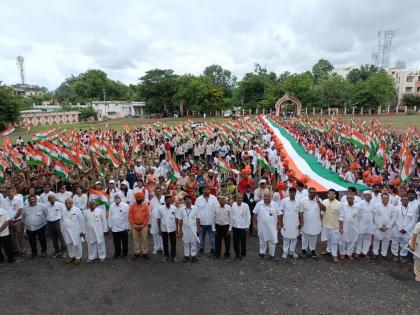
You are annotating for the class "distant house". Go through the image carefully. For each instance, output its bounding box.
[91,101,146,120]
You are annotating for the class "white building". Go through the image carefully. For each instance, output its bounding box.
[91,101,146,120]
[387,68,420,105]
[331,66,360,78]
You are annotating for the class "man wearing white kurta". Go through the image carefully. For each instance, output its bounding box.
[253,192,280,259]
[196,187,219,256]
[372,193,396,259]
[320,189,340,262]
[300,188,324,258]
[279,187,302,259]
[178,195,200,263]
[61,199,84,264]
[391,196,417,262]
[355,191,375,258]
[339,195,359,259]
[149,188,164,254]
[84,201,108,262]
[108,194,130,259]
[231,194,251,259]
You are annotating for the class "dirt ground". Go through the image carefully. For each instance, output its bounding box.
[1,234,419,315]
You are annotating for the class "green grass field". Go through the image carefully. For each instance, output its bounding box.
[2,114,418,144]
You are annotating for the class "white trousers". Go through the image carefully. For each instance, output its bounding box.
[87,241,106,260]
[355,234,372,255]
[152,233,163,251]
[183,242,197,257]
[302,233,318,251]
[324,229,340,257]
[259,239,276,257]
[339,240,356,256]
[391,237,409,257]
[283,238,297,254]
[372,238,390,257]
[67,242,83,259]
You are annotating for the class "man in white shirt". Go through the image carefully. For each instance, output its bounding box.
[0,206,15,263]
[4,187,25,256]
[339,195,360,260]
[295,182,308,202]
[46,195,67,258]
[372,193,396,260]
[300,188,324,258]
[84,201,108,262]
[253,192,280,259]
[340,187,362,205]
[157,195,179,262]
[56,185,72,204]
[39,183,56,205]
[231,194,251,260]
[61,199,84,265]
[254,179,272,203]
[196,187,219,257]
[391,196,417,262]
[178,195,200,263]
[213,196,233,260]
[149,188,164,254]
[355,191,375,258]
[279,187,302,259]
[108,195,130,259]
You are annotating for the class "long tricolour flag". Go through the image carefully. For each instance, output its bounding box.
[263,116,369,192]
[89,189,110,208]
[1,126,15,136]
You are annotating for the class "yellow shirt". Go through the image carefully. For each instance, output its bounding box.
[322,199,340,230]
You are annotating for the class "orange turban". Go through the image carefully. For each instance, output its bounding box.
[135,192,144,199]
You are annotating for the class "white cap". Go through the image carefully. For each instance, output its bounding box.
[95,181,102,185]
[120,180,129,186]
[109,179,115,184]
[363,190,372,195]
[259,179,267,184]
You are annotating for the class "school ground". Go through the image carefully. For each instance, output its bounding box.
[1,234,419,314]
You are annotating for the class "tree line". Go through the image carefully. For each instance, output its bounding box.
[1,59,419,128]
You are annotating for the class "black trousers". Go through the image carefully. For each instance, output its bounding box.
[112,231,128,256]
[162,231,176,258]
[0,234,15,263]
[233,227,247,257]
[47,220,66,253]
[215,224,230,257]
[27,226,47,256]
[249,213,254,235]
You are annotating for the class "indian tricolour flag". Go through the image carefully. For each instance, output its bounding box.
[166,152,180,182]
[239,134,249,145]
[92,155,106,177]
[0,157,10,171]
[1,126,15,136]
[38,141,58,160]
[350,131,366,150]
[400,148,413,183]
[54,161,70,179]
[253,148,275,173]
[216,157,239,176]
[374,142,387,171]
[89,189,110,208]
[8,153,23,171]
[57,147,76,166]
[26,147,43,165]
[32,129,56,141]
[263,116,369,192]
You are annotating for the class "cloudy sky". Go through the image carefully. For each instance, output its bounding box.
[1,0,419,90]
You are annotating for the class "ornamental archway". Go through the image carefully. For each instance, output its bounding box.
[275,91,302,116]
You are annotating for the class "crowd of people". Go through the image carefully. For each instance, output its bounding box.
[0,115,419,280]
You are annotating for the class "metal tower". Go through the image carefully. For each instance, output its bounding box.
[16,56,25,84]
[373,30,393,69]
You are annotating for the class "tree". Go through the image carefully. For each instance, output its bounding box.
[347,64,379,84]
[402,94,420,108]
[318,74,352,108]
[280,72,318,107]
[203,64,236,97]
[137,69,179,114]
[0,86,22,129]
[352,71,396,109]
[312,59,334,81]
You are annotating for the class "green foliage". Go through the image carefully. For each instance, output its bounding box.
[347,64,379,84]
[78,106,97,120]
[0,86,22,129]
[402,94,420,108]
[203,64,236,97]
[312,59,334,81]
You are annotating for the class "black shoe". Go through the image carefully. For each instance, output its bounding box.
[142,254,150,260]
[183,256,190,263]
[28,253,37,259]
[301,250,307,257]
[191,256,198,263]
[311,250,317,258]
[40,252,47,258]
[259,254,265,259]
[132,254,140,260]
[198,251,204,257]
[53,251,62,258]
[121,254,127,259]
[113,254,120,259]
[234,255,241,260]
